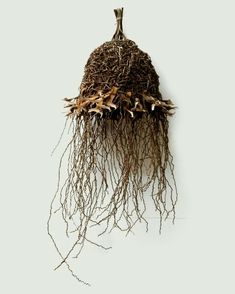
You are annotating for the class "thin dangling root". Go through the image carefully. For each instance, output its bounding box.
[48,108,178,285]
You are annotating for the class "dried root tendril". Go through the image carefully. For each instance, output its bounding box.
[65,87,175,119]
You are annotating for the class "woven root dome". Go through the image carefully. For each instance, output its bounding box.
[49,9,177,285]
[65,40,175,119]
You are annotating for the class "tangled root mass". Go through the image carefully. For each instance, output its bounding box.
[48,39,178,285]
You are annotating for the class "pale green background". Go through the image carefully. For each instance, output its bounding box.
[0,0,234,293]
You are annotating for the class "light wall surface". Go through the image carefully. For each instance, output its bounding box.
[0,0,234,293]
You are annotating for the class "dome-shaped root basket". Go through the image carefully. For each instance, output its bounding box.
[48,7,178,286]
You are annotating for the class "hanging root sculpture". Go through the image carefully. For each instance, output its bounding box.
[48,8,178,285]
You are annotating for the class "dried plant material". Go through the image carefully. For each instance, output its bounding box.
[48,7,178,286]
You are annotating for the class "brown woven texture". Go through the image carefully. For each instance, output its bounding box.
[66,39,174,119]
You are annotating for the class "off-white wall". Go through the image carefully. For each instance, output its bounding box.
[0,0,235,293]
